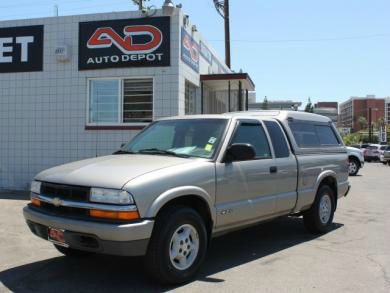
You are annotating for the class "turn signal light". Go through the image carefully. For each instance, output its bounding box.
[89,209,139,221]
[31,198,41,207]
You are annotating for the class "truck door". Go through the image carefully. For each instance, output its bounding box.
[215,119,277,228]
[263,120,298,214]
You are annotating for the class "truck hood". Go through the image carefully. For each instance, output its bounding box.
[35,154,192,189]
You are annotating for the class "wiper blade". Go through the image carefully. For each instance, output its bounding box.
[112,150,136,155]
[137,148,190,158]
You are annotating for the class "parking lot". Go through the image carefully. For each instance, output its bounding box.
[0,162,389,293]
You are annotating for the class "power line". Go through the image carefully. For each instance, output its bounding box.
[208,33,390,44]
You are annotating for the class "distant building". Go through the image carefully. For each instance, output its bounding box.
[339,95,386,132]
[313,102,338,124]
[386,97,390,125]
[249,100,302,111]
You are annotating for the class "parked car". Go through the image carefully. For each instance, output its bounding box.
[379,145,390,164]
[382,148,390,165]
[364,144,382,162]
[23,111,350,284]
[346,146,364,176]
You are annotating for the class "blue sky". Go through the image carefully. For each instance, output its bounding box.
[1,0,389,105]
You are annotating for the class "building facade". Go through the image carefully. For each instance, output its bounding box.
[0,8,254,190]
[313,102,338,124]
[249,100,302,111]
[386,97,390,125]
[339,95,385,132]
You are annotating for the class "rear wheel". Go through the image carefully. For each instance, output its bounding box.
[145,207,208,284]
[54,244,93,257]
[348,157,360,176]
[303,185,335,233]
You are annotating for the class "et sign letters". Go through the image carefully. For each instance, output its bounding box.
[0,25,44,73]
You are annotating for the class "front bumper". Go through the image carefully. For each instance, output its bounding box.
[23,206,154,256]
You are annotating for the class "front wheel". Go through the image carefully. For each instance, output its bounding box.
[145,207,208,284]
[348,157,360,176]
[303,185,335,233]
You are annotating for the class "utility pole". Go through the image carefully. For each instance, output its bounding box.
[224,0,231,68]
[213,0,231,68]
[368,107,372,143]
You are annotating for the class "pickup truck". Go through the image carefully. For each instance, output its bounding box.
[24,111,350,284]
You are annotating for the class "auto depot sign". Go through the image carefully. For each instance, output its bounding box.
[0,25,43,73]
[79,17,170,70]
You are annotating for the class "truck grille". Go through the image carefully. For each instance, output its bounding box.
[39,201,88,218]
[41,182,90,202]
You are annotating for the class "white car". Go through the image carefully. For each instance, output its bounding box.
[379,145,390,164]
[346,146,364,176]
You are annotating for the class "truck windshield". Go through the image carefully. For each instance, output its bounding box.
[120,119,228,159]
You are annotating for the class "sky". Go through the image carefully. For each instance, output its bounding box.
[0,0,389,105]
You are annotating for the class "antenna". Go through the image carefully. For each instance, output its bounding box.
[212,0,231,68]
[132,0,144,10]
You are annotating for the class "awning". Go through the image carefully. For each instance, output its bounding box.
[200,73,256,114]
[200,73,255,91]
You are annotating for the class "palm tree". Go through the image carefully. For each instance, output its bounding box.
[357,116,368,130]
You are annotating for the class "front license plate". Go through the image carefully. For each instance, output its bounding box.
[48,227,68,247]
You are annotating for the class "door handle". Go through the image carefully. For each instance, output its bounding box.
[270,166,278,173]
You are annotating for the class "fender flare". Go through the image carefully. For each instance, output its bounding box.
[145,186,216,223]
[314,170,338,197]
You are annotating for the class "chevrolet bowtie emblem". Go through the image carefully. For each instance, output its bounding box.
[52,197,63,207]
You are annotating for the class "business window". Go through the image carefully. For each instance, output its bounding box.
[88,78,153,124]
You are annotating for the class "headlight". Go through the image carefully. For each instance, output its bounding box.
[30,181,41,194]
[90,188,134,205]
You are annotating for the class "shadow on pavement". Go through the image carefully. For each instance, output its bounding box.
[0,217,343,292]
[0,190,30,200]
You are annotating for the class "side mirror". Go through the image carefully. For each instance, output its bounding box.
[225,143,256,162]
[120,143,126,148]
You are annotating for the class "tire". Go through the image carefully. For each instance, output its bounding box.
[348,157,360,176]
[303,185,335,234]
[145,206,208,285]
[54,244,93,257]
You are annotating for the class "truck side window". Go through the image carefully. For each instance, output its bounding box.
[231,123,272,159]
[289,121,340,147]
[315,125,340,145]
[264,121,290,158]
[289,122,320,147]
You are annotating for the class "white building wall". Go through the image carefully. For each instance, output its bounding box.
[0,9,229,190]
[0,10,184,190]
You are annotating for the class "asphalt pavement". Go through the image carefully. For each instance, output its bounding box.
[0,163,389,292]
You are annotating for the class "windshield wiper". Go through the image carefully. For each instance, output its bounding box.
[112,150,136,155]
[137,148,190,158]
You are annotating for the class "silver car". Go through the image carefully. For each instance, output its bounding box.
[24,111,350,284]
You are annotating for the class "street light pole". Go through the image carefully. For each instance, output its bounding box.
[224,0,231,68]
[213,0,231,68]
[368,107,372,142]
